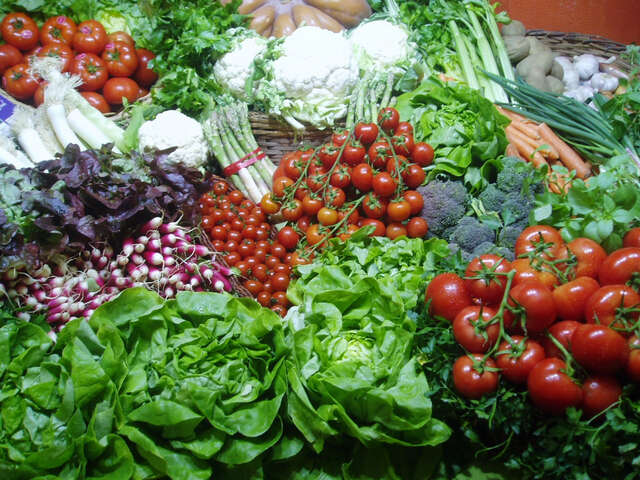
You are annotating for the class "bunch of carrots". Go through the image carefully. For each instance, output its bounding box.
[497,106,591,193]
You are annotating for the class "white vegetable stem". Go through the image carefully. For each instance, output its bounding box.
[67,109,121,152]
[18,128,54,163]
[47,103,84,148]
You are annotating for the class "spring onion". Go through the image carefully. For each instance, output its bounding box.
[10,107,55,164]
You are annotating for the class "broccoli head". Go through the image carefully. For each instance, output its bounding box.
[449,216,495,253]
[496,156,542,195]
[501,190,535,225]
[497,225,523,250]
[417,180,469,236]
[472,241,515,262]
[478,184,507,213]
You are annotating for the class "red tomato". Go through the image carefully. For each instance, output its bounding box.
[511,259,559,290]
[2,63,38,100]
[465,255,512,306]
[368,140,392,170]
[306,224,326,246]
[331,129,349,147]
[317,207,338,226]
[323,186,346,209]
[452,306,499,353]
[107,31,135,46]
[102,41,139,77]
[72,20,108,54]
[386,199,411,222]
[508,280,556,333]
[403,190,423,215]
[358,218,385,237]
[277,226,299,251]
[407,217,428,238]
[1,13,39,51]
[394,121,413,137]
[70,53,108,92]
[302,194,323,216]
[403,163,426,189]
[391,133,414,157]
[342,141,366,167]
[426,273,472,322]
[627,336,640,382]
[133,48,158,88]
[412,142,435,167]
[386,154,408,177]
[543,320,580,359]
[315,144,335,169]
[272,273,290,292]
[515,225,564,260]
[572,323,629,374]
[40,15,77,46]
[337,207,359,225]
[306,173,326,192]
[496,336,545,384]
[581,376,622,417]
[372,172,396,198]
[377,107,399,134]
[38,44,73,72]
[623,228,640,248]
[584,284,640,332]
[260,192,281,214]
[282,154,303,180]
[453,354,499,399]
[552,276,600,321]
[33,82,46,106]
[256,290,271,307]
[244,279,264,296]
[281,199,303,222]
[527,358,582,414]
[103,77,140,105]
[599,247,640,285]
[351,163,373,192]
[354,122,379,145]
[362,192,386,219]
[386,222,407,240]
[329,164,351,189]
[0,44,22,75]
[567,237,607,279]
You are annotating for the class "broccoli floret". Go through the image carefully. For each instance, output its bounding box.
[449,216,495,253]
[447,243,475,264]
[417,180,469,236]
[501,190,535,224]
[478,184,507,213]
[496,156,544,196]
[471,241,515,262]
[497,225,523,249]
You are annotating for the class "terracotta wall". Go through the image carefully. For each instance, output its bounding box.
[494,0,640,44]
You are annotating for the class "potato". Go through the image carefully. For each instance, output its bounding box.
[516,51,554,78]
[527,37,552,56]
[525,70,550,92]
[501,20,526,36]
[546,75,565,94]
[503,35,530,63]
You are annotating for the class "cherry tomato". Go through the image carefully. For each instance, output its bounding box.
[331,129,349,147]
[317,207,338,226]
[132,48,158,88]
[281,155,302,180]
[70,53,108,92]
[552,276,599,321]
[465,255,512,306]
[359,218,386,237]
[272,273,290,291]
[33,82,46,106]
[306,224,326,246]
[496,336,545,384]
[412,142,435,167]
[38,44,73,72]
[527,358,582,415]
[391,133,414,157]
[368,140,392,170]
[394,121,413,137]
[244,279,264,296]
[572,323,629,374]
[407,217,428,238]
[1,13,39,51]
[372,172,396,198]
[323,186,346,209]
[103,77,140,105]
[260,193,281,215]
[281,199,303,222]
[567,237,607,279]
[277,226,299,251]
[40,15,76,46]
[623,228,640,248]
[363,192,387,219]
[2,63,38,100]
[351,163,373,192]
[102,41,139,77]
[452,306,499,353]
[377,107,399,134]
[386,154,408,177]
[342,141,366,167]
[0,44,22,75]
[72,20,108,54]
[386,222,407,240]
[387,199,411,222]
[543,320,580,359]
[354,122,379,145]
[508,280,556,333]
[403,190,423,216]
[403,163,426,189]
[329,164,351,189]
[581,376,622,417]
[515,225,564,261]
[237,240,256,258]
[257,290,271,307]
[301,194,322,216]
[599,247,640,285]
[511,258,559,290]
[584,284,640,333]
[426,273,472,322]
[453,354,499,399]
[316,144,336,169]
[627,335,640,382]
[273,176,294,198]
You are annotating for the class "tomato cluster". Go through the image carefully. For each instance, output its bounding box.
[261,107,432,253]
[199,181,305,317]
[426,224,640,416]
[1,12,157,111]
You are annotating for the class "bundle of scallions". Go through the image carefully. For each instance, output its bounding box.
[202,102,276,203]
[488,73,640,169]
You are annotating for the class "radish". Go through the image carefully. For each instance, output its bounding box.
[143,251,164,266]
[159,222,180,234]
[140,217,163,234]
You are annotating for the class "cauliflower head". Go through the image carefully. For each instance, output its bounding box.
[349,20,415,74]
[256,26,359,128]
[138,110,208,169]
[214,29,268,101]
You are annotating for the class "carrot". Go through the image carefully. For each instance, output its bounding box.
[506,143,524,160]
[496,106,536,124]
[537,123,591,179]
[509,120,546,144]
[505,130,548,169]
[506,126,558,161]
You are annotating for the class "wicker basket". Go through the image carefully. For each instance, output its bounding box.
[527,30,631,73]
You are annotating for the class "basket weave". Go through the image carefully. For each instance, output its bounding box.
[527,30,631,73]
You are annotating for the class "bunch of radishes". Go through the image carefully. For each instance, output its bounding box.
[0,218,233,332]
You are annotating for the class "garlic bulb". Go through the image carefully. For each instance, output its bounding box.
[573,54,600,80]
[564,85,595,103]
[590,72,619,92]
